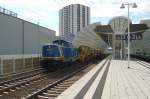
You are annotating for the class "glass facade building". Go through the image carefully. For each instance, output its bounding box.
[59,4,90,41]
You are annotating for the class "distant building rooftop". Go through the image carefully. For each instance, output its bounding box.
[95,25,114,34]
[127,24,148,33]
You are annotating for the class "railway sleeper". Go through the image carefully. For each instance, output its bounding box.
[43,92,59,97]
[56,84,71,87]
[50,88,66,92]
[37,95,54,99]
[4,84,12,87]
[19,79,27,82]
[62,80,75,83]
[66,77,78,80]
[14,81,23,84]
[60,82,74,85]
[9,89,15,92]
[15,87,21,90]
[20,85,25,88]
[47,90,62,94]
[25,83,30,86]
[0,86,8,89]
[3,91,9,94]
[61,81,75,84]
[9,82,16,85]
[36,79,43,82]
[0,86,7,89]
[54,86,68,89]
[33,80,40,83]
[29,82,35,85]
[61,80,74,83]
[64,79,77,82]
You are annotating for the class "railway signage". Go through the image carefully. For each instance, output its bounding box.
[116,32,143,41]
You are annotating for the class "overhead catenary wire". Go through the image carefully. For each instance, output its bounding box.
[0,3,50,26]
[53,0,64,7]
[1,0,63,27]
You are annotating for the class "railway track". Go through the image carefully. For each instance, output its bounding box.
[0,60,100,99]
[131,54,150,63]
[36,77,81,99]
[24,62,98,99]
[0,69,51,98]
[0,67,44,83]
[135,59,150,69]
[0,67,46,87]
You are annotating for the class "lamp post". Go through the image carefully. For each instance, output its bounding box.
[120,2,137,68]
[120,32,122,60]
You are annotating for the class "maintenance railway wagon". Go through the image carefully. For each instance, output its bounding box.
[40,39,101,71]
[78,45,101,62]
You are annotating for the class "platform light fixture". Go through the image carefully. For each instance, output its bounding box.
[120,2,137,68]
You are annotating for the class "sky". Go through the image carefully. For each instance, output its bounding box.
[0,0,149,35]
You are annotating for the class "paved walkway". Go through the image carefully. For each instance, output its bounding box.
[102,60,150,99]
[57,59,150,99]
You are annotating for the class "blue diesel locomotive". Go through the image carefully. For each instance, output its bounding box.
[40,39,78,70]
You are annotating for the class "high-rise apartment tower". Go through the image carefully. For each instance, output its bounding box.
[59,4,90,41]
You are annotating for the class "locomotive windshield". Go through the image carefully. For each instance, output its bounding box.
[42,45,61,57]
[53,40,72,47]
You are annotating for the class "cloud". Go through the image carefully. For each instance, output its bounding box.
[0,0,60,34]
[0,0,149,35]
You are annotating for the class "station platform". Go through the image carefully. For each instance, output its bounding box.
[56,58,150,99]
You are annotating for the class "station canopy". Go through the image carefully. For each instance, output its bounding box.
[72,22,107,52]
[73,16,149,53]
[108,16,148,34]
[108,16,130,34]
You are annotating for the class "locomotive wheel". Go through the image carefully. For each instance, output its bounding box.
[40,60,57,72]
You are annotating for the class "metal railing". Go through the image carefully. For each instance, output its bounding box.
[0,54,41,76]
[0,6,17,17]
